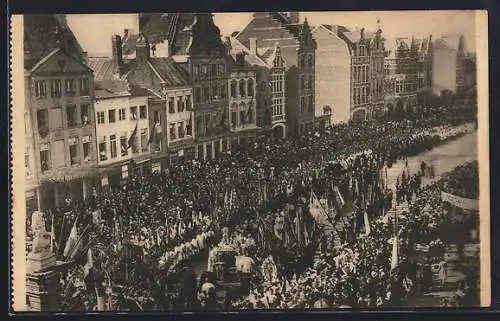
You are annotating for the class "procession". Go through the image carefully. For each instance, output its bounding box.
[16,12,481,311]
[25,103,480,310]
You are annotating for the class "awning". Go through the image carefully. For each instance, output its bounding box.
[40,164,102,183]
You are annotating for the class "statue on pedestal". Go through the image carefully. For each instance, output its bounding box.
[30,211,52,254]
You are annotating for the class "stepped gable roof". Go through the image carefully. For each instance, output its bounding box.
[24,14,85,70]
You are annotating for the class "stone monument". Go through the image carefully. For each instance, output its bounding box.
[26,211,61,311]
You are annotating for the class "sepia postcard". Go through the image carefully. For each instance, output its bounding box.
[10,11,490,312]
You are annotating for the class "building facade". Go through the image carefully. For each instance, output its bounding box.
[228,53,259,146]
[91,84,151,190]
[140,13,231,161]
[432,35,466,95]
[232,12,316,137]
[24,15,97,210]
[312,25,385,123]
[384,37,419,116]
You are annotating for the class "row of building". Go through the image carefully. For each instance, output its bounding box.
[23,13,476,212]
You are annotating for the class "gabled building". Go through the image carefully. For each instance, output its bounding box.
[227,52,259,146]
[24,14,97,210]
[384,37,420,116]
[87,57,152,190]
[139,13,231,160]
[312,25,384,123]
[432,34,467,95]
[227,36,288,141]
[233,12,317,137]
[91,31,195,173]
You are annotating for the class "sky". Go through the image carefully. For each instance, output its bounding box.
[66,11,478,57]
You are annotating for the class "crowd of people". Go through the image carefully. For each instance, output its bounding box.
[29,109,477,310]
[232,160,479,309]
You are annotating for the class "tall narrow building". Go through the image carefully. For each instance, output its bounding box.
[233,12,317,137]
[432,34,467,95]
[24,14,97,210]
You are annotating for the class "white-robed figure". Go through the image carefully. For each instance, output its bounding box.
[207,246,218,272]
[30,211,52,254]
[261,255,278,284]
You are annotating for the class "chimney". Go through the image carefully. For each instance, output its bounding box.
[249,37,258,55]
[288,12,299,24]
[111,34,123,68]
[82,51,89,64]
[135,35,150,62]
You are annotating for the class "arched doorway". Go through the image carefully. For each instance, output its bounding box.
[271,124,285,141]
[351,108,366,122]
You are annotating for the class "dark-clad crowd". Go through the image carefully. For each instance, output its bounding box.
[26,107,477,311]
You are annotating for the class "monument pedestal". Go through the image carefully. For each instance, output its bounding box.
[26,251,61,311]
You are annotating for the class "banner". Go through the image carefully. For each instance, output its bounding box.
[441,191,478,211]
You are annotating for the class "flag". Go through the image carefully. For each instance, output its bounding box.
[309,191,334,229]
[84,248,94,277]
[127,122,138,149]
[332,186,346,210]
[63,219,79,258]
[363,212,371,236]
[68,223,91,260]
[391,236,399,270]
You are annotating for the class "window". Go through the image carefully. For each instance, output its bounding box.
[193,64,200,77]
[108,109,116,123]
[178,98,185,112]
[40,143,50,172]
[308,75,313,89]
[186,96,192,109]
[308,95,313,113]
[81,104,90,125]
[154,110,160,124]
[239,79,245,97]
[119,108,126,121]
[247,78,254,97]
[80,78,90,96]
[211,85,218,100]
[230,80,237,98]
[178,122,185,139]
[186,117,193,136]
[120,135,128,156]
[300,55,305,68]
[168,99,175,114]
[201,65,208,76]
[210,64,217,78]
[140,128,148,152]
[240,110,246,125]
[130,106,137,120]
[221,84,227,99]
[169,124,176,140]
[301,76,305,90]
[37,109,48,129]
[66,105,77,127]
[203,87,209,102]
[50,80,62,97]
[248,104,253,123]
[307,55,313,68]
[218,63,225,75]
[35,80,47,98]
[110,135,117,159]
[25,150,31,177]
[69,137,79,165]
[65,79,76,96]
[231,111,237,129]
[97,111,105,124]
[300,97,305,114]
[194,87,201,104]
[99,137,107,161]
[82,136,91,161]
[139,105,147,119]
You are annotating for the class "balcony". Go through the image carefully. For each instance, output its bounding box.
[272,115,285,123]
